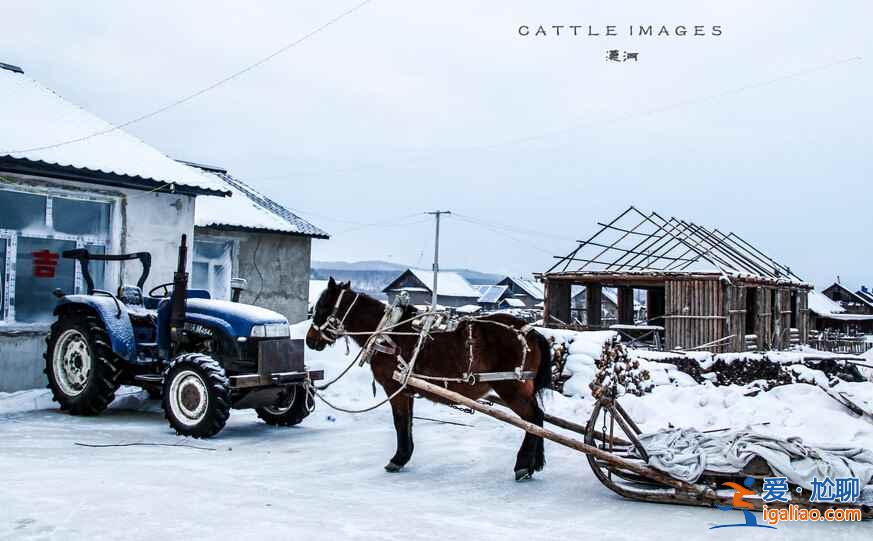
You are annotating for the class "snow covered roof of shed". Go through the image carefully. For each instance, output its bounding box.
[545,206,808,286]
[0,63,227,196]
[383,269,480,299]
[808,291,846,316]
[188,162,328,239]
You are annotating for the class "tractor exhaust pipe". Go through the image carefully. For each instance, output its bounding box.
[230,277,247,303]
[169,234,189,350]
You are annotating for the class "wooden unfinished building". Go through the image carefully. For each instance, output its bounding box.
[537,207,812,352]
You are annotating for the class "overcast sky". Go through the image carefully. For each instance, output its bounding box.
[3,1,870,288]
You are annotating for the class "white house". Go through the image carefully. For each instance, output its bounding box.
[0,62,230,391]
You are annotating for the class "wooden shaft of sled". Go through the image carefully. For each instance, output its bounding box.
[487,397,632,447]
[397,373,714,499]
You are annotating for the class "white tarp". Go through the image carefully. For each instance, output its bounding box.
[635,427,873,490]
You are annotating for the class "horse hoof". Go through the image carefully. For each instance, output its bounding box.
[515,468,533,481]
[384,461,404,473]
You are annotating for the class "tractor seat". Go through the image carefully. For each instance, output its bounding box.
[118,285,145,307]
[118,285,157,326]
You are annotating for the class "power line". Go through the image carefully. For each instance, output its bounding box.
[5,0,374,155]
[450,214,556,256]
[451,212,577,242]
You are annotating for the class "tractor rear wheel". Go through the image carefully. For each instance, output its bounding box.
[162,354,230,438]
[44,311,121,415]
[256,386,311,427]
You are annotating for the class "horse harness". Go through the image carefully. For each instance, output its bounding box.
[315,288,539,391]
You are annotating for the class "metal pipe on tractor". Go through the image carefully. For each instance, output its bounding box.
[168,234,189,355]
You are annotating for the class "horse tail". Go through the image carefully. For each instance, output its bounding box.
[532,330,553,395]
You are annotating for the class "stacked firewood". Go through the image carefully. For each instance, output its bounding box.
[590,339,652,400]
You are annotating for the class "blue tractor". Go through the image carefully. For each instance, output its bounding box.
[44,234,323,438]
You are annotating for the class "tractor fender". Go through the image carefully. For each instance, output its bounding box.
[55,296,136,361]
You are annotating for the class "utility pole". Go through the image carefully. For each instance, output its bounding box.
[426,210,451,311]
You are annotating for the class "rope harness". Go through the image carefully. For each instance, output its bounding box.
[307,290,538,414]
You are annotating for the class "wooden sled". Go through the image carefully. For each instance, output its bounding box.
[395,372,873,519]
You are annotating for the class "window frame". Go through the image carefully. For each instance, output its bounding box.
[192,237,238,301]
[0,184,115,325]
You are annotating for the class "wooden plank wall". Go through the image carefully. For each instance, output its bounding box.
[664,279,726,352]
[725,284,746,352]
[755,287,774,349]
[777,288,792,348]
[797,290,809,343]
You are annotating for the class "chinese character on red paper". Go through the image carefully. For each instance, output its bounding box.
[32,250,59,278]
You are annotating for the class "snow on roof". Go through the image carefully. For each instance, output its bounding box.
[192,166,328,238]
[808,291,846,316]
[501,298,526,308]
[478,285,509,304]
[854,288,873,308]
[511,278,544,300]
[409,268,479,298]
[817,313,873,322]
[385,269,479,298]
[455,304,482,314]
[0,65,227,195]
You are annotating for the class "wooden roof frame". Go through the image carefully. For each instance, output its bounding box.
[542,206,808,287]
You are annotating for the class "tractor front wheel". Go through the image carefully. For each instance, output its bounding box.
[162,354,230,438]
[256,386,312,427]
[44,311,121,415]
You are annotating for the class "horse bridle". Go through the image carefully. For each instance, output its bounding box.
[311,288,360,344]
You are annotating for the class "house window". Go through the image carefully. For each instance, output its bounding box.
[0,187,112,324]
[192,240,233,300]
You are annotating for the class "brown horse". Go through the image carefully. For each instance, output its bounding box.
[306,278,553,480]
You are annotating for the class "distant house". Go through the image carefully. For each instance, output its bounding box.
[382,268,480,308]
[499,297,527,309]
[475,284,511,310]
[813,285,873,334]
[496,277,544,307]
[821,283,873,315]
[190,162,329,325]
[571,287,618,326]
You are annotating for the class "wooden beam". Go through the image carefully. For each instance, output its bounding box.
[617,286,635,325]
[586,284,603,329]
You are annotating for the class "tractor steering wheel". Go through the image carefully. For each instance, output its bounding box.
[148,282,175,299]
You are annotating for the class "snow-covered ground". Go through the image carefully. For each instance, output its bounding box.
[2,324,872,540]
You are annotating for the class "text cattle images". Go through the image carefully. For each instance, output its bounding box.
[518,24,724,38]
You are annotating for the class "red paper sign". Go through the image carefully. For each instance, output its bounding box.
[32,249,59,278]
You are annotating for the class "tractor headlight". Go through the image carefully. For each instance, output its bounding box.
[250,323,290,338]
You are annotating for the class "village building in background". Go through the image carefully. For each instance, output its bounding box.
[537,206,812,353]
[806,283,873,353]
[382,268,480,308]
[188,161,328,324]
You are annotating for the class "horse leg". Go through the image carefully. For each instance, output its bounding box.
[385,392,415,472]
[492,382,545,481]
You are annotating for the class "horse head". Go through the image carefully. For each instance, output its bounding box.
[306,277,352,351]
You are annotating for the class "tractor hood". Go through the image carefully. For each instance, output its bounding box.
[185,298,288,337]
